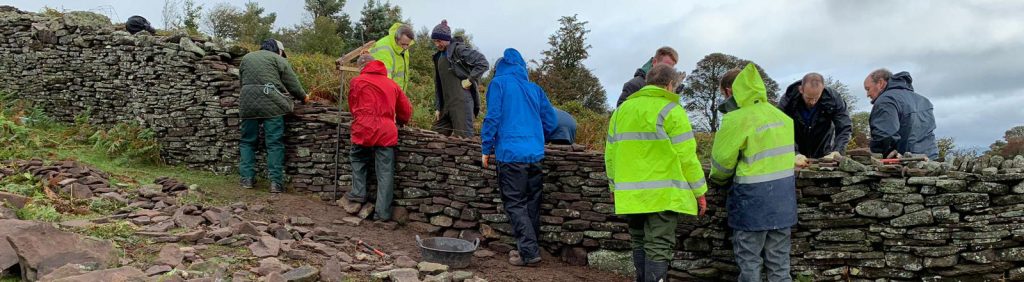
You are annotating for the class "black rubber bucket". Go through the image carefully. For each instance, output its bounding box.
[416,235,479,269]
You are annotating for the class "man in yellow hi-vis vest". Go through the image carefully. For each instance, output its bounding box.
[606,64,707,282]
[710,63,797,282]
[370,23,415,92]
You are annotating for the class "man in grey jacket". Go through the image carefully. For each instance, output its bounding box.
[864,69,938,159]
[430,19,489,137]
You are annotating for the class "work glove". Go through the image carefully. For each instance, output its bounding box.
[824,151,842,161]
[461,79,472,90]
[697,195,707,217]
[795,154,809,169]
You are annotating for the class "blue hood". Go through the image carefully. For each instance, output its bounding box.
[494,48,528,79]
[480,48,559,163]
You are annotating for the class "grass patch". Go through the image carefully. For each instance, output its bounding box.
[16,202,61,222]
[88,122,161,165]
[82,221,137,240]
[88,197,127,214]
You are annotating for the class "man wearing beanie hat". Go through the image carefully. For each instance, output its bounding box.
[430,19,489,137]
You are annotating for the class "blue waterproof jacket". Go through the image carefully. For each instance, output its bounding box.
[481,48,558,163]
[548,108,577,145]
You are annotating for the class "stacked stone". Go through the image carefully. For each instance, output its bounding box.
[669,149,1024,281]
[376,131,626,264]
[10,7,1024,279]
[0,7,244,173]
[950,154,1024,176]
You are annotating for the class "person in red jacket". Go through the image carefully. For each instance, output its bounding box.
[345,59,414,221]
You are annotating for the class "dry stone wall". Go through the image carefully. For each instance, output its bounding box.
[4,7,1024,280]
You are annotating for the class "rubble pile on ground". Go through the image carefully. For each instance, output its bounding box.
[1,159,489,281]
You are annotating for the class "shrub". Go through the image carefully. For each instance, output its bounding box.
[287,52,342,104]
[88,122,162,165]
[17,202,61,222]
[89,197,126,214]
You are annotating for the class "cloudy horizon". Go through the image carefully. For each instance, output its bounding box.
[5,0,1023,150]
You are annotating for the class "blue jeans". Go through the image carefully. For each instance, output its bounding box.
[733,228,792,282]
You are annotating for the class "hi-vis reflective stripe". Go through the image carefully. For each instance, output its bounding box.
[607,132,661,143]
[370,45,398,76]
[712,158,735,174]
[609,103,692,144]
[734,169,794,184]
[613,178,705,191]
[756,122,784,133]
[670,131,695,144]
[742,145,794,164]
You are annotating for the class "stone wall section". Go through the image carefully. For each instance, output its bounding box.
[5,7,1024,280]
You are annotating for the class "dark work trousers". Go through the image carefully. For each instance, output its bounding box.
[497,162,545,261]
[346,145,396,220]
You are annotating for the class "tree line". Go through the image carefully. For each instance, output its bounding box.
[158,0,1014,154]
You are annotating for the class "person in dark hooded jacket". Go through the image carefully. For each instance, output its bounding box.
[864,69,938,159]
[480,48,558,266]
[616,47,678,107]
[778,72,852,159]
[125,16,156,35]
[547,108,577,145]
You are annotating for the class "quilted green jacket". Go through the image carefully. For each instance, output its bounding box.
[238,50,307,119]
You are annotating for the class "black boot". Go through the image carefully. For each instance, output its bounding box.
[632,249,646,282]
[644,260,668,282]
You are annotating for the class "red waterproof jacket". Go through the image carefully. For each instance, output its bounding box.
[349,60,413,147]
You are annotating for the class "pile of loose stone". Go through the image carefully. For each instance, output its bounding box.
[0,160,490,282]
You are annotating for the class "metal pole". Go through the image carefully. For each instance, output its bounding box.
[333,74,346,201]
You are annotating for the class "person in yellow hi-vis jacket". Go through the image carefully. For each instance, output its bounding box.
[710,63,797,282]
[605,64,707,282]
[370,23,415,92]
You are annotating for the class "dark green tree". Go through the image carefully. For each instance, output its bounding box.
[352,0,403,43]
[236,2,277,45]
[303,0,353,42]
[681,52,780,131]
[531,14,608,112]
[299,16,346,55]
[182,0,203,35]
[204,3,240,40]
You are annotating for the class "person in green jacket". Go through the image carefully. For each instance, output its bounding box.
[605,64,707,282]
[710,63,797,282]
[237,39,307,193]
[370,23,415,92]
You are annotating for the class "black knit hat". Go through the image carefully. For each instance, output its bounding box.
[431,19,452,41]
[260,39,287,58]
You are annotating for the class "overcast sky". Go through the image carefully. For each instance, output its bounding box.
[5,0,1024,149]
